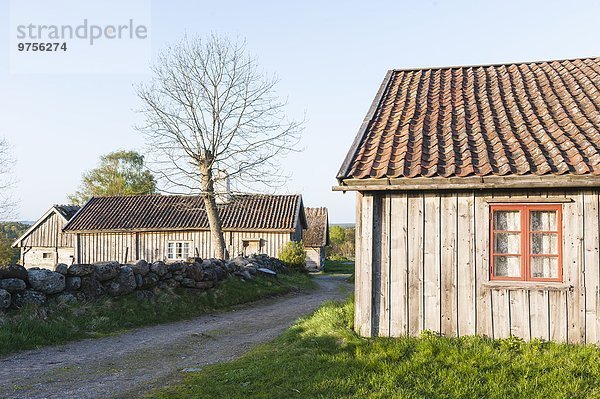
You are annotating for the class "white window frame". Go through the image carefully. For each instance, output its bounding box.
[166,241,192,261]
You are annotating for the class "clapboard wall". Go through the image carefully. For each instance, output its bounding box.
[75,229,296,264]
[20,212,74,248]
[355,189,600,344]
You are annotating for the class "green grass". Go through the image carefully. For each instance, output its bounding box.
[151,299,600,399]
[322,259,354,275]
[0,272,315,357]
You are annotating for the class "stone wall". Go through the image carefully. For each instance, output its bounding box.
[0,254,286,310]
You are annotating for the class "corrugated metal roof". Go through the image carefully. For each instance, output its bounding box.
[54,205,80,220]
[303,207,329,247]
[338,57,600,180]
[63,194,305,232]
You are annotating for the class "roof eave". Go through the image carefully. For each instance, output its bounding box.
[333,174,600,192]
[12,207,68,248]
[63,227,298,234]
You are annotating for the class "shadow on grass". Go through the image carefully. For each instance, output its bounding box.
[151,300,600,399]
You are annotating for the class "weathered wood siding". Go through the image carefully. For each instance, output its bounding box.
[18,211,76,267]
[77,233,138,264]
[76,230,295,263]
[356,189,600,344]
[20,212,74,248]
[305,246,325,271]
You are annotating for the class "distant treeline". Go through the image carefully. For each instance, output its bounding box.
[0,222,29,265]
[327,225,355,261]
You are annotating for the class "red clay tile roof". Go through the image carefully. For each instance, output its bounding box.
[303,207,330,247]
[63,194,306,232]
[338,57,600,180]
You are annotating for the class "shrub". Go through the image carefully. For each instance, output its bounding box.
[279,241,306,271]
[327,225,355,260]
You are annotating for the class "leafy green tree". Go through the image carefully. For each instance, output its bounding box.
[327,226,355,260]
[69,151,156,205]
[0,222,29,265]
[0,235,17,265]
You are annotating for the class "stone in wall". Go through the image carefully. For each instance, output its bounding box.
[0,254,288,313]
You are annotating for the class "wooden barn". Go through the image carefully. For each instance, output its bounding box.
[335,57,600,344]
[12,205,80,267]
[16,194,307,266]
[303,207,330,271]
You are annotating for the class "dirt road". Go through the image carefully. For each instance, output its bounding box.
[0,275,351,399]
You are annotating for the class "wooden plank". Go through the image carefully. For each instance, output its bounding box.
[564,191,585,344]
[457,193,476,336]
[423,194,441,333]
[474,192,493,337]
[374,194,388,336]
[354,192,364,336]
[549,290,568,342]
[584,191,600,344]
[530,289,550,340]
[389,193,408,336]
[407,193,424,336]
[440,194,458,337]
[509,289,530,340]
[337,174,600,191]
[356,192,375,336]
[491,289,510,338]
[483,197,574,203]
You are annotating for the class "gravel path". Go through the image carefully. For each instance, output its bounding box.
[0,275,351,399]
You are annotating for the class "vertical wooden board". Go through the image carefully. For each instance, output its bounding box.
[549,290,568,342]
[354,192,363,336]
[389,193,408,336]
[509,289,530,340]
[440,194,458,337]
[355,192,375,336]
[373,195,387,336]
[583,191,600,344]
[564,191,585,344]
[457,193,476,336]
[407,193,424,336]
[474,193,493,337]
[491,289,510,338]
[423,194,441,333]
[529,290,550,340]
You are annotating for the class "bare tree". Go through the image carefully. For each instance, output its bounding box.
[136,34,302,259]
[0,138,16,220]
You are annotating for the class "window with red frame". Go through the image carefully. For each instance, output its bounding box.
[490,204,562,282]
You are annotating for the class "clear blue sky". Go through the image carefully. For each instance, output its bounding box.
[0,0,598,223]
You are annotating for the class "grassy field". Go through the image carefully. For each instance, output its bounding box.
[0,272,315,357]
[151,299,600,399]
[322,259,354,275]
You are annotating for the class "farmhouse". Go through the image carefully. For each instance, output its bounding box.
[12,205,80,267]
[14,194,307,266]
[303,207,330,271]
[335,57,600,344]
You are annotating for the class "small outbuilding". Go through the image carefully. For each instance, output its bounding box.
[335,57,600,344]
[12,205,80,267]
[303,207,330,271]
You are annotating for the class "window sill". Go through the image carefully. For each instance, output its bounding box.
[483,281,571,291]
